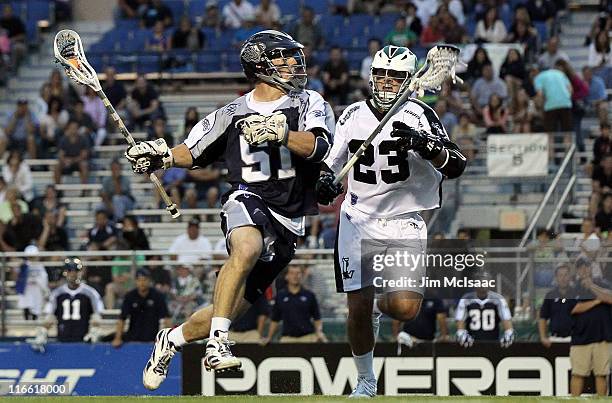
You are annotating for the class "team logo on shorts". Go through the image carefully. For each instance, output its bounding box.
[341,257,354,280]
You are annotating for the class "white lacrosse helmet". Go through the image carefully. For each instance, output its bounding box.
[369,45,418,111]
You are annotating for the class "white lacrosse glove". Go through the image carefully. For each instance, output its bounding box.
[396,331,415,355]
[125,138,174,174]
[83,327,104,343]
[236,111,289,146]
[456,329,474,348]
[500,329,515,348]
[26,327,48,353]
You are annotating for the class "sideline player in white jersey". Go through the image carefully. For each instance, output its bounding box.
[316,45,467,398]
[125,30,334,389]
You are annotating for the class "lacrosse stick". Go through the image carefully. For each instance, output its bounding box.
[53,29,180,218]
[334,44,463,184]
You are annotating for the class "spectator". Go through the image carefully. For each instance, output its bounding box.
[105,241,135,309]
[101,158,134,221]
[39,96,69,152]
[42,259,104,342]
[539,264,575,346]
[181,187,202,209]
[500,48,527,104]
[112,268,171,347]
[102,67,128,127]
[2,151,32,202]
[404,2,423,36]
[168,217,213,264]
[69,99,96,137]
[255,0,281,28]
[201,1,223,30]
[419,14,443,45]
[117,0,142,19]
[575,221,601,272]
[230,295,269,343]
[30,185,66,227]
[385,17,417,47]
[290,7,323,49]
[475,7,507,43]
[182,107,199,137]
[538,36,569,70]
[16,245,49,320]
[595,193,612,233]
[141,0,173,28]
[525,0,557,29]
[451,112,479,141]
[465,47,491,83]
[556,59,590,154]
[82,86,108,146]
[148,117,173,146]
[0,186,27,223]
[322,47,350,105]
[528,228,567,287]
[360,38,382,89]
[506,20,539,63]
[87,209,118,251]
[592,156,612,216]
[148,256,172,294]
[0,4,26,69]
[439,12,467,44]
[413,0,438,25]
[171,16,204,51]
[582,66,608,124]
[146,19,170,53]
[33,83,52,121]
[169,264,205,323]
[161,167,187,208]
[37,209,69,252]
[568,259,612,396]
[0,201,43,252]
[434,100,457,135]
[128,75,162,129]
[470,64,508,116]
[121,215,150,250]
[393,298,449,350]
[47,69,70,103]
[54,120,89,185]
[222,0,255,29]
[483,93,509,133]
[1,99,37,158]
[304,42,324,94]
[263,265,327,343]
[512,88,535,133]
[589,30,611,68]
[593,122,611,167]
[455,285,514,347]
[534,60,573,134]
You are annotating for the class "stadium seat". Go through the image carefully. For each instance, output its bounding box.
[276,0,302,17]
[535,21,549,42]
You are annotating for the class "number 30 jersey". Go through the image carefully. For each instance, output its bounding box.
[325,98,449,218]
[185,89,334,223]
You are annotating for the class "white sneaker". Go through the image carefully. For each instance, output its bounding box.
[143,328,180,390]
[204,333,242,373]
[349,376,377,398]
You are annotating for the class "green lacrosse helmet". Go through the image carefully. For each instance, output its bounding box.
[369,45,418,111]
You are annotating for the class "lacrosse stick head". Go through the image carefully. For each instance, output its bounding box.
[408,44,463,97]
[54,29,101,91]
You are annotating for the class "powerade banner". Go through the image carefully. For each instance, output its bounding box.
[0,343,180,396]
[183,342,599,396]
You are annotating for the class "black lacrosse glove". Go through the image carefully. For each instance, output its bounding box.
[390,121,444,160]
[316,172,343,205]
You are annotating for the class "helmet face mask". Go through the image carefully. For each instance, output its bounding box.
[240,30,307,93]
[369,45,418,111]
[63,258,83,285]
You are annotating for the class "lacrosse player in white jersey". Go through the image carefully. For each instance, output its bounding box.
[316,45,466,398]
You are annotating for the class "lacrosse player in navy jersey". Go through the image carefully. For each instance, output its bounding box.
[125,30,334,389]
[316,45,466,397]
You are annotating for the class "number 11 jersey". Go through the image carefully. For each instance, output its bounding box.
[325,98,447,218]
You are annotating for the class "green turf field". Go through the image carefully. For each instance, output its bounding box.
[0,396,607,402]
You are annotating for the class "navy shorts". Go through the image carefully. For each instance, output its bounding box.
[220,190,297,303]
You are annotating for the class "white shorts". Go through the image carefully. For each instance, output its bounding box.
[334,202,428,293]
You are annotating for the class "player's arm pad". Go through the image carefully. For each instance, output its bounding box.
[305,127,331,162]
[436,141,467,179]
